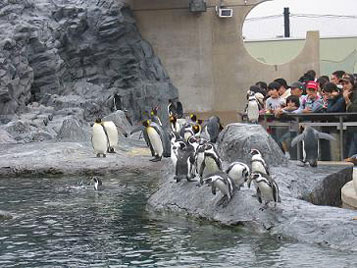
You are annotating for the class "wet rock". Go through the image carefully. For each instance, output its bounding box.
[148,163,356,252]
[217,123,288,166]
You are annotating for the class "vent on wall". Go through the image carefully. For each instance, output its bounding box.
[189,0,207,13]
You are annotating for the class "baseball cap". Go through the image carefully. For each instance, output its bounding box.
[306,81,318,90]
[289,81,304,90]
[340,74,355,86]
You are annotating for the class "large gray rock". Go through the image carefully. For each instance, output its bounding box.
[0,0,178,125]
[56,118,87,142]
[217,123,288,166]
[148,163,356,252]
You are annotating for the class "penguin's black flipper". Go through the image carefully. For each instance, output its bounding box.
[256,188,262,204]
[291,133,305,147]
[176,101,183,118]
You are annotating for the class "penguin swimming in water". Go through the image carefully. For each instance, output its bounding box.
[246,92,260,123]
[249,172,281,210]
[204,171,235,206]
[250,149,269,175]
[92,177,103,191]
[291,126,336,167]
[91,118,108,158]
[102,121,118,153]
[226,162,250,190]
[199,143,223,184]
[143,120,164,162]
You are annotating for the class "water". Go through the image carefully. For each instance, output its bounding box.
[1,175,356,268]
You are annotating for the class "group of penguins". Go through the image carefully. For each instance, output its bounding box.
[90,100,281,208]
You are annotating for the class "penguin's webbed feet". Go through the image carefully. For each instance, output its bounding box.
[108,147,115,153]
[150,155,162,162]
[96,153,101,158]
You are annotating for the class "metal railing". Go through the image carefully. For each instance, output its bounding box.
[259,113,357,161]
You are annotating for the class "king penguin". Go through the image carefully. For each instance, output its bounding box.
[102,121,118,153]
[291,126,336,167]
[143,120,164,162]
[91,118,108,158]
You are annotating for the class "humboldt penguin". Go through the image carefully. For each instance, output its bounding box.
[246,92,260,123]
[250,149,269,175]
[201,116,224,143]
[199,143,223,184]
[249,172,281,210]
[91,118,108,158]
[92,177,103,191]
[204,171,235,206]
[291,126,336,167]
[143,120,164,162]
[173,140,196,183]
[226,161,250,190]
[102,121,118,153]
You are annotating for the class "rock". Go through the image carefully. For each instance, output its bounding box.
[148,162,356,252]
[57,118,87,142]
[0,129,16,144]
[0,210,12,221]
[217,123,288,166]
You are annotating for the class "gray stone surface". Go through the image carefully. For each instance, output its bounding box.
[0,0,178,128]
[148,163,356,252]
[217,123,288,166]
[57,118,87,142]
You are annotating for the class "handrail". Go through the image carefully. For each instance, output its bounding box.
[257,112,357,161]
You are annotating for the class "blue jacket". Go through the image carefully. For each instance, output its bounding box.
[326,95,346,113]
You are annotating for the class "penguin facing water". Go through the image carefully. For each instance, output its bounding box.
[204,171,235,206]
[249,172,281,210]
[291,126,336,167]
[91,118,108,158]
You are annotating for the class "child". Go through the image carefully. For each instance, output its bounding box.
[265,82,285,113]
[300,81,324,113]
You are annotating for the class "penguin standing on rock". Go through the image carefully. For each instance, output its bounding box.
[249,172,281,210]
[199,143,223,184]
[102,121,118,153]
[204,171,235,207]
[92,177,103,191]
[291,126,336,167]
[91,118,108,158]
[143,120,164,162]
[250,149,269,175]
[226,162,250,190]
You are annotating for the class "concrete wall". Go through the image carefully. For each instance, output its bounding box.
[126,0,320,123]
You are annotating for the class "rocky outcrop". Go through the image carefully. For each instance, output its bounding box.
[0,0,178,140]
[217,123,288,166]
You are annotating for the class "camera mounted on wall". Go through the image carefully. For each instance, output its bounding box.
[216,0,233,18]
[189,0,207,13]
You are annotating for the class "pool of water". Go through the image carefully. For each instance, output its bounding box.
[1,175,356,267]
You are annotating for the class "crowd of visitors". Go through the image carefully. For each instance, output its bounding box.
[246,69,357,160]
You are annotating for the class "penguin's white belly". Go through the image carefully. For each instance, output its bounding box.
[247,102,259,122]
[228,166,245,187]
[215,180,229,196]
[103,121,118,147]
[252,161,267,174]
[258,182,274,202]
[147,127,163,156]
[196,152,204,173]
[205,157,219,176]
[184,131,192,142]
[92,124,108,154]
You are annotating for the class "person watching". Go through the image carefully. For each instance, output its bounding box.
[300,81,324,113]
[265,82,285,113]
[323,82,346,112]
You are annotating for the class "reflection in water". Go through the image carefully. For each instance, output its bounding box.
[0,175,356,267]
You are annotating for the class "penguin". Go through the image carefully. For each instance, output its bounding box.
[143,120,164,162]
[130,124,155,157]
[48,114,53,121]
[91,118,108,158]
[151,121,171,158]
[181,123,194,142]
[246,92,260,123]
[173,140,196,183]
[150,106,162,126]
[345,154,357,165]
[102,121,118,153]
[291,126,336,167]
[113,93,122,111]
[250,149,269,175]
[249,172,281,210]
[199,143,223,184]
[226,162,250,190]
[43,117,49,126]
[204,171,235,206]
[176,101,184,118]
[168,99,177,117]
[92,177,103,191]
[169,114,180,133]
[200,116,224,143]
